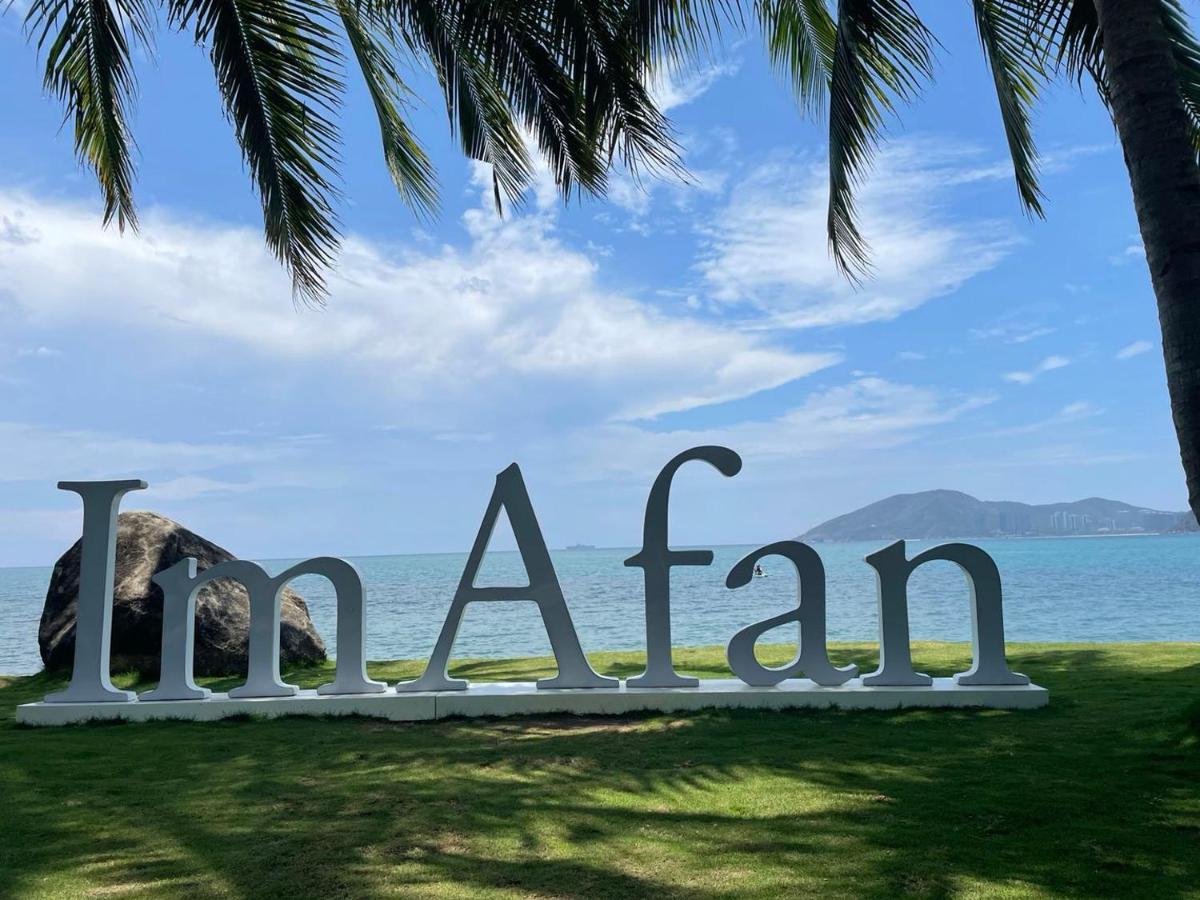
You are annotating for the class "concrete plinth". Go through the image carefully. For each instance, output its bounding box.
[15,678,1048,726]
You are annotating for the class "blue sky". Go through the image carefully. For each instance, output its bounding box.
[0,5,1181,565]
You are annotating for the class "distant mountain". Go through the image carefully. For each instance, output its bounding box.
[1170,511,1200,533]
[800,489,1193,541]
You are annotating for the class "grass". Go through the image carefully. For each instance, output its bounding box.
[0,642,1197,899]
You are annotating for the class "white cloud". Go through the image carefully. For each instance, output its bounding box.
[0,422,287,483]
[432,432,495,444]
[953,444,1149,471]
[970,323,1055,344]
[697,140,1019,329]
[1104,232,1142,264]
[0,189,838,425]
[987,400,1104,437]
[1003,355,1070,385]
[0,374,995,561]
[1116,340,1153,361]
[651,60,740,112]
[727,377,991,459]
[1059,401,1098,419]
[15,345,60,358]
[606,166,728,219]
[1041,143,1114,171]
[0,508,84,547]
[144,476,267,502]
[1109,238,1145,265]
[566,376,992,481]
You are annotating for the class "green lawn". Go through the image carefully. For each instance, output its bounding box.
[0,642,1197,899]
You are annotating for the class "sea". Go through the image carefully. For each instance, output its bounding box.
[2,534,1198,675]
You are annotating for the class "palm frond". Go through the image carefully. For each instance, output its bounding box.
[170,0,344,303]
[1036,0,1200,162]
[1159,0,1200,163]
[621,0,735,60]
[971,0,1044,216]
[551,0,685,185]
[336,0,438,217]
[1032,0,1100,82]
[460,0,610,196]
[385,0,535,209]
[756,0,836,114]
[26,0,152,231]
[827,0,934,277]
[371,1,717,209]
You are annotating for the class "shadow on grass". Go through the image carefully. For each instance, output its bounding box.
[0,644,1197,899]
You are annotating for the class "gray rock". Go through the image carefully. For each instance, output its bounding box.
[39,511,326,677]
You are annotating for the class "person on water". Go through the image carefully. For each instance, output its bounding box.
[754,564,765,578]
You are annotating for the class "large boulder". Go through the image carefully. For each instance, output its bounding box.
[39,511,326,677]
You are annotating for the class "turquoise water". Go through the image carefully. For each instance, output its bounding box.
[2,534,1199,675]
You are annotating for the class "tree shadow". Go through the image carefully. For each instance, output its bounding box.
[0,644,1197,898]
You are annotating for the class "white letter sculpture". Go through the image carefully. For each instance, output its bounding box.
[725,541,857,687]
[863,540,1029,687]
[142,556,385,701]
[397,463,615,692]
[20,468,1048,726]
[141,559,210,701]
[625,446,741,688]
[44,479,147,704]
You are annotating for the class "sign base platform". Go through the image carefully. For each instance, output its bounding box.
[16,678,1048,726]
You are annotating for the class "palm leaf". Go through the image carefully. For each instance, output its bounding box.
[402,1,688,202]
[1036,0,1200,162]
[457,0,608,196]
[971,0,1045,216]
[372,1,703,208]
[827,0,934,277]
[386,0,534,209]
[756,0,837,114]
[1031,0,1101,82]
[170,0,344,303]
[621,0,734,60]
[550,0,685,184]
[1158,0,1200,163]
[335,0,438,217]
[25,0,152,231]
[609,0,738,175]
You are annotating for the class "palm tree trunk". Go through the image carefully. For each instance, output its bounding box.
[1092,0,1200,524]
